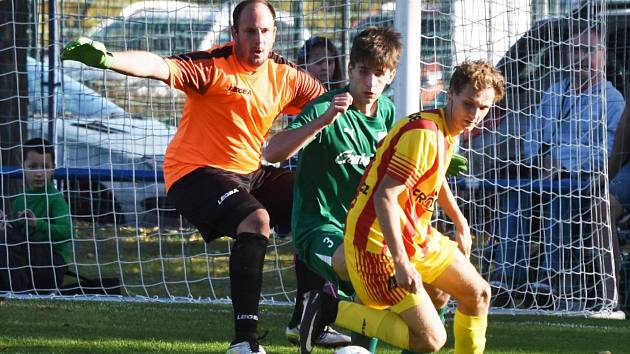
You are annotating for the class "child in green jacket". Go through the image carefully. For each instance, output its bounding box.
[0,138,72,294]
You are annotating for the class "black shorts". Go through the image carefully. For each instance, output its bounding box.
[167,165,293,242]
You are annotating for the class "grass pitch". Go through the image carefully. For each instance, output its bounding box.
[0,298,628,353]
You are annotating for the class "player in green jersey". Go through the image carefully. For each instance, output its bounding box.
[266,27,403,352]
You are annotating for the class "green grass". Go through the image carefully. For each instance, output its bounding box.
[0,299,628,353]
[6,224,628,353]
[67,223,296,301]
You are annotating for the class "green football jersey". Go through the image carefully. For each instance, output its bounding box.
[11,183,73,262]
[289,86,396,249]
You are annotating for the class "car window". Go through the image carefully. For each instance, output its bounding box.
[471,8,630,175]
[147,21,210,54]
[90,22,125,51]
[91,18,211,55]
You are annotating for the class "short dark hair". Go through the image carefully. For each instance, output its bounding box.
[349,27,402,71]
[449,59,505,103]
[232,0,276,30]
[22,138,55,166]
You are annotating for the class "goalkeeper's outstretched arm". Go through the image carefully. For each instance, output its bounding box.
[109,50,169,81]
[61,37,169,81]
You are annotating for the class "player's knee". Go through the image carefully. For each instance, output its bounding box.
[470,280,491,311]
[459,279,491,314]
[332,245,349,281]
[410,325,447,353]
[429,287,450,309]
[237,209,271,236]
[478,280,491,308]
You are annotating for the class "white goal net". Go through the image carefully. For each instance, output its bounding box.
[1,0,628,316]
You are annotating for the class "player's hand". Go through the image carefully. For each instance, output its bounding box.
[446,153,468,177]
[393,260,422,294]
[322,92,353,125]
[455,222,472,259]
[61,37,113,69]
[17,209,37,229]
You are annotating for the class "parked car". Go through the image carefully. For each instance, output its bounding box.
[86,1,232,56]
[27,56,176,225]
[86,0,309,57]
[65,1,310,116]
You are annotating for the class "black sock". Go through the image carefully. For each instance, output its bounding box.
[321,290,340,324]
[229,232,268,343]
[288,254,326,328]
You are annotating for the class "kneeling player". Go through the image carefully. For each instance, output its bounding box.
[299,59,505,354]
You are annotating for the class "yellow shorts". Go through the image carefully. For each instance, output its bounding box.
[345,231,458,313]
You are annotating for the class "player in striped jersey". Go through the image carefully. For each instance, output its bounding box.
[299,60,505,354]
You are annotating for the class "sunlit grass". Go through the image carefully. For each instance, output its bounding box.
[1,299,629,354]
[66,222,296,301]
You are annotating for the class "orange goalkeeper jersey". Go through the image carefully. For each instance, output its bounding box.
[345,108,457,258]
[163,42,325,191]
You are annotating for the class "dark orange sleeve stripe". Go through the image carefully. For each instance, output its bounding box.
[352,117,440,250]
[352,124,404,249]
[388,155,418,184]
[385,119,439,183]
[401,197,419,258]
[353,119,415,249]
[165,44,234,94]
[284,69,326,115]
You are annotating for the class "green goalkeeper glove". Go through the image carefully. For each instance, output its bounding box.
[60,37,113,70]
[447,153,468,177]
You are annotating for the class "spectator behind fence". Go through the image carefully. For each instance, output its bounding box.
[278,35,351,348]
[0,138,73,295]
[61,1,326,353]
[280,36,346,170]
[297,36,344,90]
[492,25,625,308]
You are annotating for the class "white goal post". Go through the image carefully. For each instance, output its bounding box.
[1,0,627,317]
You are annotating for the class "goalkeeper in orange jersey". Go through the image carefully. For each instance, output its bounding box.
[299,59,505,354]
[61,1,326,353]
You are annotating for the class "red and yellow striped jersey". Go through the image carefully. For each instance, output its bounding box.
[345,108,456,258]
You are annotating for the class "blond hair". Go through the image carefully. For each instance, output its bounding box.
[449,59,505,102]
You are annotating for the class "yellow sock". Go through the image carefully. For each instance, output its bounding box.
[454,309,487,354]
[334,300,410,350]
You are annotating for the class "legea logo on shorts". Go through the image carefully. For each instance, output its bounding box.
[217,188,239,205]
[236,314,258,320]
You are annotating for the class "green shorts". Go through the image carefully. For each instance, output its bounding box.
[296,225,353,296]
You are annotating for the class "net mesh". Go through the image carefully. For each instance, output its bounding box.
[1,0,628,316]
